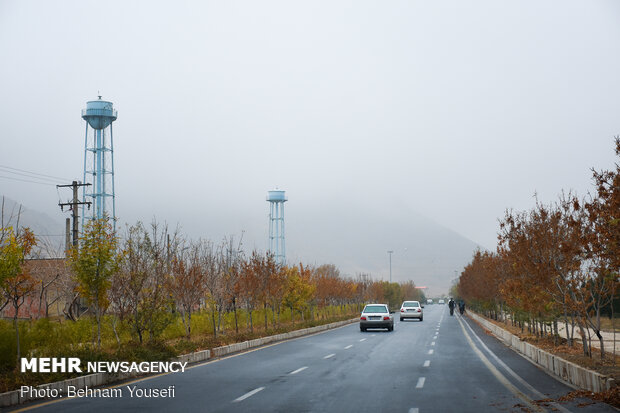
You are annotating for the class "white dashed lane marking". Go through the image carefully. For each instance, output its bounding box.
[289,367,308,375]
[423,360,430,367]
[359,338,366,342]
[344,345,353,349]
[409,408,419,413]
[428,349,434,355]
[233,387,265,403]
[416,377,426,389]
[324,354,335,359]
[431,341,435,346]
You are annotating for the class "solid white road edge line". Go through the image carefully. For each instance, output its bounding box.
[456,316,544,413]
[460,316,573,413]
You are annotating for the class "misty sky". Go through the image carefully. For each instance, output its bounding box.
[1,1,619,290]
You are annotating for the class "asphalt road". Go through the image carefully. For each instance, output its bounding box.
[11,305,617,413]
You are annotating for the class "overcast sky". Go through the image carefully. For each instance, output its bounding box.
[1,1,619,285]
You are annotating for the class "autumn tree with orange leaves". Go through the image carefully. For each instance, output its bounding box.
[168,241,206,338]
[577,137,620,357]
[457,138,619,358]
[0,226,36,361]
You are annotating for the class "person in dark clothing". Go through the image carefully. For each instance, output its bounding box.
[459,301,465,315]
[448,298,455,315]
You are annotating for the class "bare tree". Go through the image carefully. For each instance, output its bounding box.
[168,240,206,338]
[112,220,177,344]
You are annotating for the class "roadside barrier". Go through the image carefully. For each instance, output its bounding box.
[467,311,615,392]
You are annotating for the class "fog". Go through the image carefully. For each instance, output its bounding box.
[1,1,619,293]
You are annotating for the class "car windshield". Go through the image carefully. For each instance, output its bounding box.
[363,305,388,313]
[403,301,419,307]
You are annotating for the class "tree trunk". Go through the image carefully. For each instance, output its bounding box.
[233,297,239,334]
[111,316,121,349]
[188,310,193,338]
[217,305,223,334]
[613,295,616,366]
[38,282,44,319]
[596,330,605,360]
[134,308,143,344]
[563,311,572,347]
[248,309,253,333]
[96,308,102,351]
[211,309,217,338]
[186,309,192,338]
[577,322,590,357]
[13,300,20,362]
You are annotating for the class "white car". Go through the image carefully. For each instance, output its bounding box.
[360,304,394,332]
[438,299,445,305]
[399,301,423,321]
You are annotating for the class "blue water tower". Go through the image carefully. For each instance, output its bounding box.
[267,190,287,265]
[81,96,117,229]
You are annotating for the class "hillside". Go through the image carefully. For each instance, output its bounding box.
[287,200,481,295]
[1,196,66,257]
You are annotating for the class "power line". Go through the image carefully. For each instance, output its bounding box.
[0,174,57,186]
[0,169,59,184]
[0,165,71,182]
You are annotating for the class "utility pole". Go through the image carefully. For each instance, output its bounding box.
[58,181,91,248]
[65,218,71,253]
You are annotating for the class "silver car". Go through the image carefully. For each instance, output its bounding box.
[399,300,423,321]
[360,304,394,332]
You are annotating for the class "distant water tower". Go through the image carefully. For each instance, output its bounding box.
[267,190,287,265]
[81,96,117,229]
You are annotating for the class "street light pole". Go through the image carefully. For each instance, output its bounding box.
[388,250,394,283]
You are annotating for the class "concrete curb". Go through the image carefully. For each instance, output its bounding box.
[0,318,357,408]
[211,319,355,358]
[468,311,615,392]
